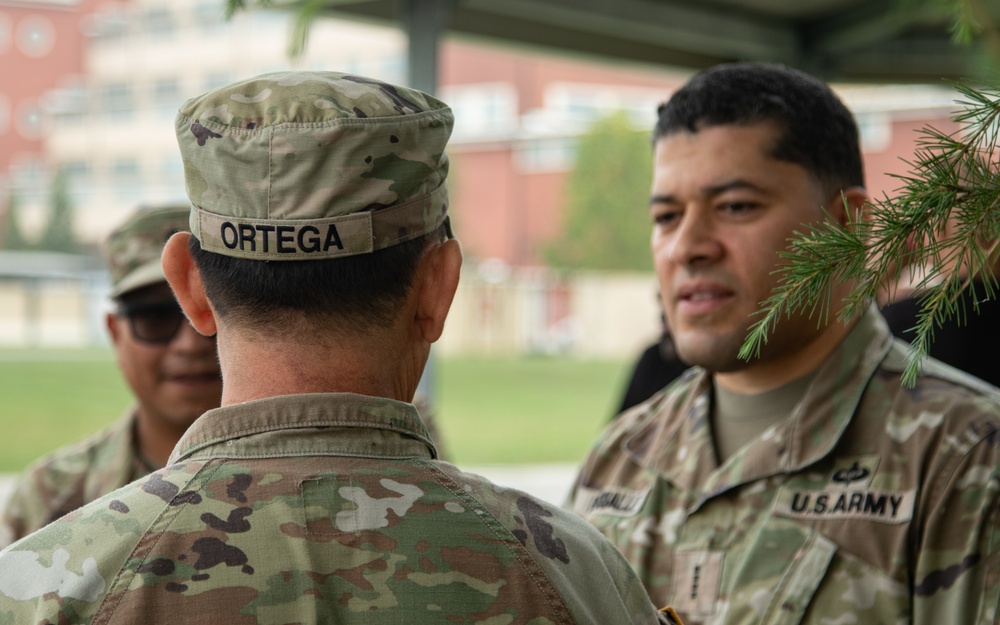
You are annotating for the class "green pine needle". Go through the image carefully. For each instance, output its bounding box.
[740,81,1000,385]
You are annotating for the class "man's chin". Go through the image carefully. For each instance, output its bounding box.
[674,337,747,373]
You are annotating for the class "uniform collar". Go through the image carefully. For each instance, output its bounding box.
[623,306,893,509]
[168,393,436,464]
[84,407,145,502]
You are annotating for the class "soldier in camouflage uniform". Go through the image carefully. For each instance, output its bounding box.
[0,71,676,624]
[0,205,223,549]
[568,62,1000,624]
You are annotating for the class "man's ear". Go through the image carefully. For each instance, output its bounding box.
[414,238,463,344]
[105,311,121,346]
[162,232,217,337]
[828,186,869,228]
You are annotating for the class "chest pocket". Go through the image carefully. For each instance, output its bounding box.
[674,517,837,625]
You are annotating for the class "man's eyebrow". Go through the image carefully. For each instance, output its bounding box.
[650,179,765,206]
[705,179,764,196]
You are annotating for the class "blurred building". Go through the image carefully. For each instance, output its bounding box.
[0,0,104,229]
[35,0,405,240]
[0,0,964,353]
[0,0,961,258]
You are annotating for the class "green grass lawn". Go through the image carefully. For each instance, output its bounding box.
[436,355,629,465]
[0,349,631,473]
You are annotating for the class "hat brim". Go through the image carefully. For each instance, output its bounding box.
[110,259,167,298]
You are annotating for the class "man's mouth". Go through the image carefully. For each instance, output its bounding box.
[676,284,734,314]
[165,371,221,385]
[687,292,721,301]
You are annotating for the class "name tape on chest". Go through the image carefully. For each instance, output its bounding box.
[774,486,915,524]
[573,486,650,517]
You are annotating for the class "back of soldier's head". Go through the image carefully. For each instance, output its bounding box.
[655,62,864,194]
[174,71,454,335]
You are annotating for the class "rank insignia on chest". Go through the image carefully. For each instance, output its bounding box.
[671,550,724,620]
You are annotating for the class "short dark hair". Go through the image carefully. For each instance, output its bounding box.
[655,62,864,193]
[189,225,445,335]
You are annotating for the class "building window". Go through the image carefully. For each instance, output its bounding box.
[60,160,92,201]
[515,137,577,173]
[86,9,128,44]
[112,158,141,200]
[112,158,139,179]
[194,0,225,33]
[440,83,517,139]
[203,73,233,92]
[856,112,892,153]
[61,160,89,182]
[111,158,141,188]
[16,15,56,58]
[10,157,47,202]
[152,77,181,117]
[46,82,87,124]
[143,7,174,39]
[160,155,184,190]
[103,83,133,121]
[545,83,665,129]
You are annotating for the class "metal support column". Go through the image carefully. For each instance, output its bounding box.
[402,0,455,95]
[401,0,455,417]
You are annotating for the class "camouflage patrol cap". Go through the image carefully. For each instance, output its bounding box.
[104,204,190,298]
[174,71,454,261]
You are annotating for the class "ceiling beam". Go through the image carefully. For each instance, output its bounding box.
[279,0,990,83]
[313,0,799,67]
[805,1,944,55]
[459,0,798,61]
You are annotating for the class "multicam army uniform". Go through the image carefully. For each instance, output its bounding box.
[0,409,153,549]
[0,72,672,624]
[0,393,666,623]
[570,308,1000,624]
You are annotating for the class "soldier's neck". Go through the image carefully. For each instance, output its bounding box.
[215,327,422,406]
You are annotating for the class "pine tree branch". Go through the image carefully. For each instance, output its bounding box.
[740,81,1000,385]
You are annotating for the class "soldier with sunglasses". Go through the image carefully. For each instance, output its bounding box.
[0,205,223,548]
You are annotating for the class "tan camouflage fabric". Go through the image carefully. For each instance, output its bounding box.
[0,393,664,624]
[104,205,191,298]
[0,409,151,549]
[569,307,1000,624]
[175,71,452,261]
[412,390,449,462]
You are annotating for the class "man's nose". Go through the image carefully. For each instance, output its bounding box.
[665,210,723,267]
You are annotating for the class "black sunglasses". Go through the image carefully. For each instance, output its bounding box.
[116,300,187,344]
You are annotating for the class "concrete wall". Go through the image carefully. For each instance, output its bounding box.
[0,267,662,358]
[0,277,106,347]
[438,266,661,359]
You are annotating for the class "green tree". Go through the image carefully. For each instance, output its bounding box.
[1,189,31,250]
[544,111,653,271]
[37,170,77,253]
